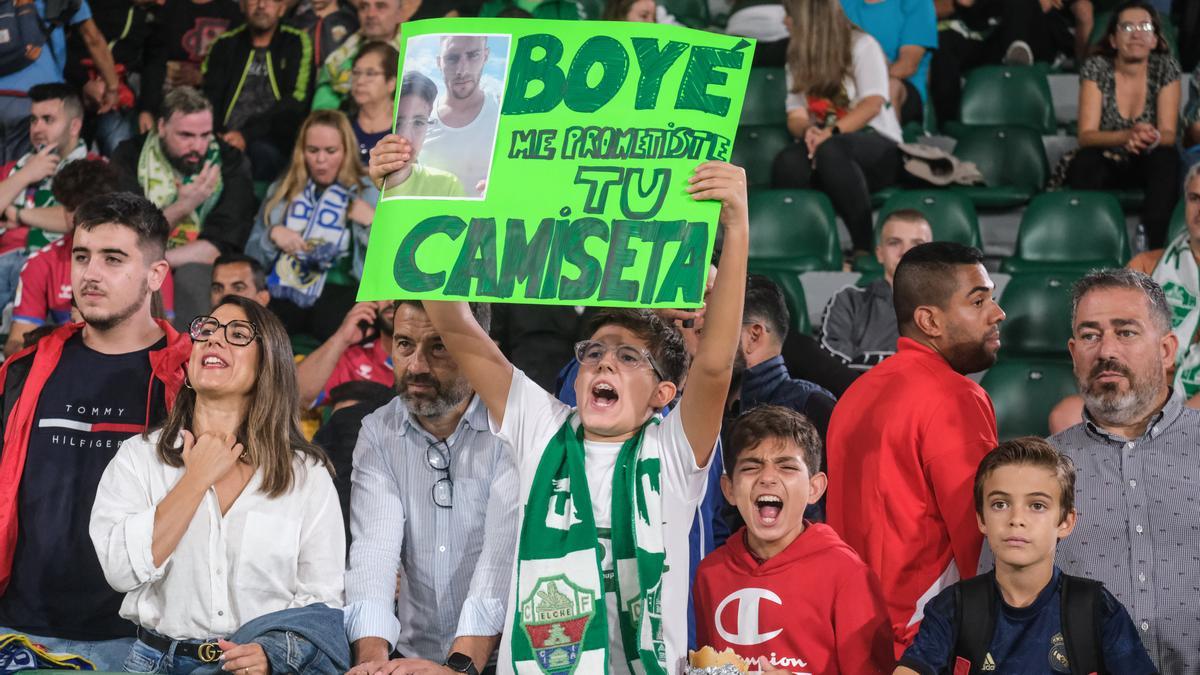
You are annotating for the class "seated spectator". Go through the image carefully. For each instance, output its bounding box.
[1064,1,1181,249]
[137,0,243,133]
[210,253,270,308]
[839,0,937,127]
[693,406,894,673]
[90,296,344,674]
[770,0,903,256]
[1182,59,1200,172]
[5,159,176,356]
[601,0,679,24]
[378,75,466,198]
[245,110,376,341]
[202,0,313,182]
[112,86,256,325]
[1049,269,1200,672]
[313,0,414,110]
[0,192,191,671]
[295,301,396,407]
[0,84,97,253]
[819,209,932,370]
[288,0,360,69]
[896,438,1156,674]
[347,42,399,166]
[343,301,515,675]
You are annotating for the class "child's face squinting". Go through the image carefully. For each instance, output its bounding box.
[978,464,1077,571]
[721,438,825,560]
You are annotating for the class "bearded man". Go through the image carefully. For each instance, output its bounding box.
[343,300,518,675]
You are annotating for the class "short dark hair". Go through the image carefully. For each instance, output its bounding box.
[355,41,399,82]
[73,192,170,261]
[744,274,790,342]
[726,405,822,476]
[1070,268,1172,335]
[892,241,985,328]
[213,253,268,292]
[29,82,83,121]
[585,308,690,387]
[400,70,439,107]
[974,437,1076,523]
[160,86,212,122]
[52,159,120,211]
[392,300,492,333]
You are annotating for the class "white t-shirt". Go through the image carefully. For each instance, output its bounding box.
[784,31,902,143]
[422,93,501,198]
[492,370,712,675]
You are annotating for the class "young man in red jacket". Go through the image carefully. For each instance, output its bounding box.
[693,405,895,674]
[0,192,190,670]
[825,242,1006,658]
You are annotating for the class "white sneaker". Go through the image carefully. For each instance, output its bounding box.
[1003,40,1035,66]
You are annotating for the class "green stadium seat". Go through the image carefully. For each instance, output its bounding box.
[747,189,842,273]
[998,272,1077,357]
[855,190,982,274]
[731,124,794,189]
[1002,191,1129,274]
[950,126,1049,209]
[478,0,514,15]
[954,66,1056,135]
[749,269,811,335]
[532,0,581,18]
[981,358,1079,440]
[1168,198,1186,243]
[740,68,787,126]
[575,0,603,17]
[661,0,709,27]
[291,333,322,357]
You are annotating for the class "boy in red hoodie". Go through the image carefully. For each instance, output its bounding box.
[693,405,894,674]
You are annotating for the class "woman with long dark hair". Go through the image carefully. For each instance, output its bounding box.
[90,296,344,675]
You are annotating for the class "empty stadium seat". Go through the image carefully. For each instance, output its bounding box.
[1002,191,1129,273]
[731,124,794,189]
[855,190,982,274]
[747,189,842,273]
[740,68,787,126]
[998,272,1077,357]
[955,66,1056,135]
[981,358,1079,439]
[749,269,811,335]
[950,126,1049,209]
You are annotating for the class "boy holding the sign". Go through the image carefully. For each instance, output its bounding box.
[419,160,748,674]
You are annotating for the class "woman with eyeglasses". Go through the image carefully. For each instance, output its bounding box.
[348,41,399,167]
[89,296,345,675]
[1064,0,1181,249]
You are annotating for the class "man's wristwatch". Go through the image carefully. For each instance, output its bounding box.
[444,653,478,675]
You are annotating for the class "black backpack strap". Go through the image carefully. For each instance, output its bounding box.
[1060,574,1105,675]
[954,571,997,675]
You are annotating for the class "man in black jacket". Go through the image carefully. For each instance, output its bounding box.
[202,0,313,181]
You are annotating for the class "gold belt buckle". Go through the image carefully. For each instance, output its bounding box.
[197,641,221,663]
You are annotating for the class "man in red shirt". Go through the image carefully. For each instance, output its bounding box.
[825,242,1005,657]
[296,301,395,407]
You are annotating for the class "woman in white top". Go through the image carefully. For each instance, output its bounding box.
[90,296,345,675]
[770,0,904,257]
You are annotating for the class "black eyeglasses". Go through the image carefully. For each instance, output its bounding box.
[190,316,260,347]
[426,439,453,508]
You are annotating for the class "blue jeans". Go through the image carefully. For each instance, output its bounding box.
[0,625,134,671]
[122,636,207,675]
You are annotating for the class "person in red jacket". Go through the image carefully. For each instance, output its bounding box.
[825,241,1006,658]
[0,192,190,671]
[693,405,894,674]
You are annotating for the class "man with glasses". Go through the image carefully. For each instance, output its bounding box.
[421,35,501,197]
[344,300,517,675]
[0,192,191,670]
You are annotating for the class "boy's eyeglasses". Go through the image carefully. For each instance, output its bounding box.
[574,340,666,381]
[426,439,453,508]
[189,316,260,347]
[1117,21,1155,33]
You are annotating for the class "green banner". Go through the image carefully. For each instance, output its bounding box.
[357,18,753,307]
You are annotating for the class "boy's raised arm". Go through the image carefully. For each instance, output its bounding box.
[678,161,749,466]
[422,300,515,428]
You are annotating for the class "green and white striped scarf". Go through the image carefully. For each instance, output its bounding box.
[136,131,223,248]
[511,415,667,675]
[1152,232,1200,398]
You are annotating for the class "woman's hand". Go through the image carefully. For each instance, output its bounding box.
[349,198,376,225]
[1126,122,1161,154]
[368,135,412,188]
[219,639,268,675]
[269,225,308,256]
[805,126,833,157]
[181,431,244,489]
[687,161,748,234]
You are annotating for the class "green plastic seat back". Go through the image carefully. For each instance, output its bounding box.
[952,125,1048,193]
[960,66,1056,134]
[747,189,841,272]
[998,272,1077,357]
[740,68,787,126]
[532,0,581,19]
[878,190,982,248]
[1006,191,1128,270]
[731,124,795,189]
[981,359,1079,439]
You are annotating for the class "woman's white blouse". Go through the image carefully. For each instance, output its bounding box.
[89,430,346,640]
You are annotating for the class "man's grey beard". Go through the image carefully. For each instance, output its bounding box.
[398,374,472,418]
[1079,368,1165,427]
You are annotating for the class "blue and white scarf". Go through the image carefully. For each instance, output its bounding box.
[268,181,352,308]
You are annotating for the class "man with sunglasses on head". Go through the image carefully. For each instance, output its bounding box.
[0,192,191,670]
[344,300,517,675]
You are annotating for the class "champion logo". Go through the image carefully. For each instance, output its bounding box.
[714,588,783,646]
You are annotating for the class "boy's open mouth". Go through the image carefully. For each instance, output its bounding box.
[755,495,783,525]
[591,382,619,408]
